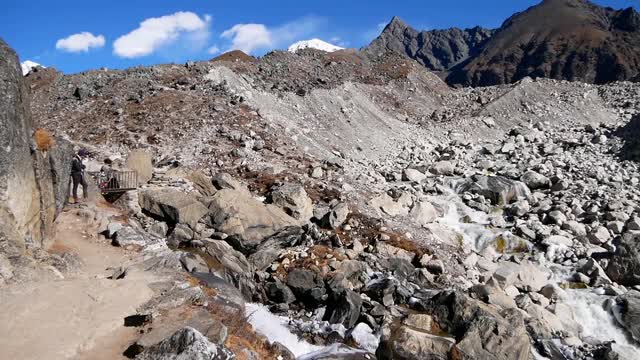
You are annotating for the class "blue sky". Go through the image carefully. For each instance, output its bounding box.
[1,0,637,74]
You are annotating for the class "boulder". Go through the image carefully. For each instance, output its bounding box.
[403,168,426,183]
[202,240,255,299]
[126,149,153,185]
[607,231,640,286]
[212,172,249,194]
[377,323,454,360]
[266,279,296,304]
[208,189,297,253]
[409,201,438,226]
[187,170,217,197]
[369,192,413,217]
[424,290,532,360]
[430,161,455,176]
[112,226,150,248]
[248,227,304,271]
[139,189,209,228]
[587,226,611,244]
[286,268,326,304]
[326,289,362,328]
[136,327,234,360]
[455,175,530,205]
[521,171,550,190]
[492,261,551,292]
[270,183,313,223]
[612,290,640,342]
[322,202,350,229]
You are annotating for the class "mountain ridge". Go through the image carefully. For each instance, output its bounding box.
[365,0,640,86]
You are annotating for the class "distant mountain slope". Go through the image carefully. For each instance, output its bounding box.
[365,17,494,72]
[366,0,640,87]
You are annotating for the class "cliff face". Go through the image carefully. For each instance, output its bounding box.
[366,0,640,87]
[365,17,495,72]
[0,38,72,256]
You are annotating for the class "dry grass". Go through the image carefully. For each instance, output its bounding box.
[34,128,55,151]
[338,212,431,258]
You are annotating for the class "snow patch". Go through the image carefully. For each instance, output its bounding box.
[245,303,322,357]
[288,39,344,53]
[21,60,44,76]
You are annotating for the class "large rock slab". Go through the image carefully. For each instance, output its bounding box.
[139,189,209,228]
[208,189,297,252]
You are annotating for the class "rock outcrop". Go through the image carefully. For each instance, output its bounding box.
[0,38,72,261]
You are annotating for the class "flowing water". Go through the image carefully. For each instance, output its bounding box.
[431,185,640,359]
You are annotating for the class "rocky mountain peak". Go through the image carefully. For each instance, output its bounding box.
[365,17,495,72]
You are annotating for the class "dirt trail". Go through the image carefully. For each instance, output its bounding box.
[0,203,158,360]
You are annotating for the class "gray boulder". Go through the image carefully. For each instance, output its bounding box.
[521,171,550,190]
[208,189,297,253]
[403,168,426,183]
[613,290,640,342]
[286,268,326,304]
[249,227,304,271]
[409,201,438,226]
[423,290,532,360]
[266,279,296,304]
[377,323,454,360]
[326,289,362,328]
[607,231,640,286]
[270,183,313,223]
[139,189,209,228]
[323,202,350,229]
[136,327,234,360]
[212,172,249,194]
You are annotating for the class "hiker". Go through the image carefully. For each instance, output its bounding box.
[71,149,88,203]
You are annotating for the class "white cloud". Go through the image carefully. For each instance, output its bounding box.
[221,16,326,54]
[56,32,105,53]
[221,24,272,54]
[114,11,210,58]
[207,45,221,55]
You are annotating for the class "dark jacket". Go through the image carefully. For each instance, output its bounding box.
[71,155,85,175]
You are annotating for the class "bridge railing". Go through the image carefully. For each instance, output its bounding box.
[88,170,138,193]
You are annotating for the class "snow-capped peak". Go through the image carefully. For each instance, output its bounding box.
[288,39,344,53]
[21,60,45,76]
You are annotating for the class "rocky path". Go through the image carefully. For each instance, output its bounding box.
[0,203,158,360]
